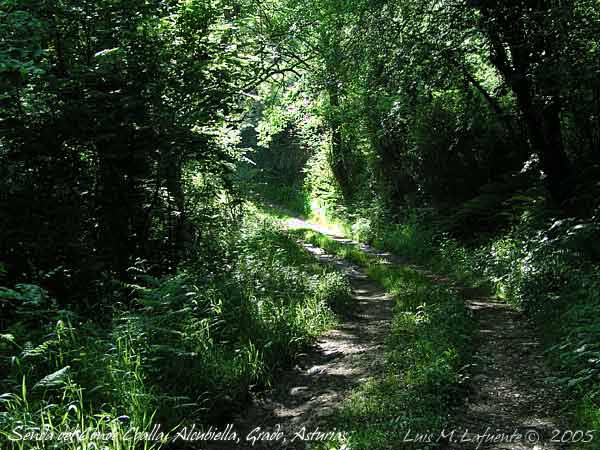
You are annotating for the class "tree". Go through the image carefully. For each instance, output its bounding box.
[474,0,578,203]
[0,0,259,299]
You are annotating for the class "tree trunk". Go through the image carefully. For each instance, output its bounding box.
[480,5,575,203]
[327,84,353,200]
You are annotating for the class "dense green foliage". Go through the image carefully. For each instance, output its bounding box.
[2,0,240,288]
[239,1,600,443]
[1,213,351,447]
[248,0,600,213]
[2,0,600,448]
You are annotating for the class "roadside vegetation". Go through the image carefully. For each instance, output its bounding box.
[0,211,351,448]
[2,0,600,448]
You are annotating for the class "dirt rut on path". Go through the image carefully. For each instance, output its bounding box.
[442,296,570,450]
[213,238,393,450]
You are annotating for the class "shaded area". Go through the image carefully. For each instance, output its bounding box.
[444,298,570,450]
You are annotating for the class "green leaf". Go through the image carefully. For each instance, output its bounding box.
[33,366,70,390]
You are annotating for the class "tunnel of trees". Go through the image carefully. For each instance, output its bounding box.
[1,0,600,448]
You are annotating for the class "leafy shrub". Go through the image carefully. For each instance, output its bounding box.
[370,215,436,264]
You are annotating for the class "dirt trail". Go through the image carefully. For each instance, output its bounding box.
[287,220,572,450]
[444,297,570,450]
[213,233,393,449]
[215,218,571,450]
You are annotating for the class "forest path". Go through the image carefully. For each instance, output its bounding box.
[213,222,394,449]
[215,216,571,450]
[284,218,572,450]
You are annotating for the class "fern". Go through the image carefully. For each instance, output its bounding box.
[0,333,17,346]
[21,339,56,359]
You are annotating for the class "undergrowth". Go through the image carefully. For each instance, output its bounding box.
[0,213,352,449]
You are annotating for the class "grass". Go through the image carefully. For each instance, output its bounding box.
[291,229,474,450]
[0,212,353,450]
